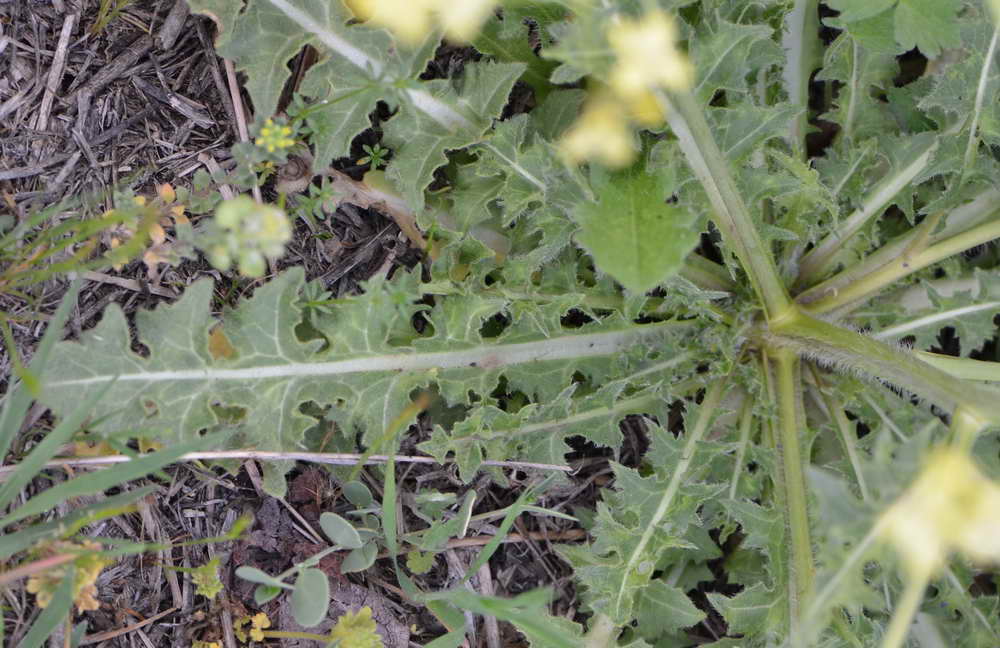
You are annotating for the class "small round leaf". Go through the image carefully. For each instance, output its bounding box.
[341,541,378,573]
[254,584,282,605]
[291,568,329,627]
[320,512,363,549]
[342,481,373,508]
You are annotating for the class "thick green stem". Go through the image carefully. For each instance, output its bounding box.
[766,310,1000,427]
[802,217,1000,314]
[796,136,937,286]
[781,0,819,159]
[914,351,1000,383]
[664,90,792,320]
[796,189,1000,310]
[772,348,815,635]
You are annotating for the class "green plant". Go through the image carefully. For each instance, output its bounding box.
[89,0,136,35]
[0,283,229,646]
[30,0,1000,646]
[357,143,391,169]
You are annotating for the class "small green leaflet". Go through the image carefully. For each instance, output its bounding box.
[574,165,699,295]
[825,0,961,58]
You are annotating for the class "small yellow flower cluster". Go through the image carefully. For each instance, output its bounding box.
[255,118,296,154]
[878,447,1000,578]
[328,607,384,648]
[235,612,271,643]
[192,641,221,648]
[191,558,223,599]
[208,195,292,277]
[562,9,693,167]
[26,541,110,613]
[346,0,495,44]
[106,183,189,277]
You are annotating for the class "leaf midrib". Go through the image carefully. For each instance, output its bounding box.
[48,323,681,387]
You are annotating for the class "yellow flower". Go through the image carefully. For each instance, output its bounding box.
[560,94,634,167]
[25,541,110,613]
[362,0,495,44]
[328,607,383,648]
[437,0,495,43]
[250,612,271,642]
[607,10,693,100]
[878,447,1000,578]
[192,559,224,599]
[255,118,296,154]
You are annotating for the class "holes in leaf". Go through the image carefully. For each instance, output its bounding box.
[294,318,327,351]
[560,309,594,329]
[142,399,158,418]
[479,312,509,339]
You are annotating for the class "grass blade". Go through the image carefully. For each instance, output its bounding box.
[0,437,217,528]
[16,564,74,648]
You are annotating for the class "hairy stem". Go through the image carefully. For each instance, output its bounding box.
[772,348,815,635]
[663,90,792,320]
[802,217,1000,314]
[766,310,1000,427]
[796,188,1000,309]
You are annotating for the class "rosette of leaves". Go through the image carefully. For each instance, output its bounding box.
[44,1,1000,646]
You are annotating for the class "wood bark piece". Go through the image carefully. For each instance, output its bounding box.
[70,34,153,104]
[157,0,190,51]
[131,75,214,127]
[32,11,75,134]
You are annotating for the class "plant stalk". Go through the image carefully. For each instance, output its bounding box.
[772,348,815,635]
[962,25,1000,179]
[766,310,1000,427]
[796,188,1000,310]
[664,90,792,320]
[807,365,870,501]
[612,376,728,619]
[802,217,1000,314]
[796,136,937,286]
[915,351,1000,383]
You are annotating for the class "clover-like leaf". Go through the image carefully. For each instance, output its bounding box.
[291,568,329,627]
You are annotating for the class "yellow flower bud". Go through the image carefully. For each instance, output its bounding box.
[878,447,1000,578]
[607,10,693,101]
[560,95,634,167]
